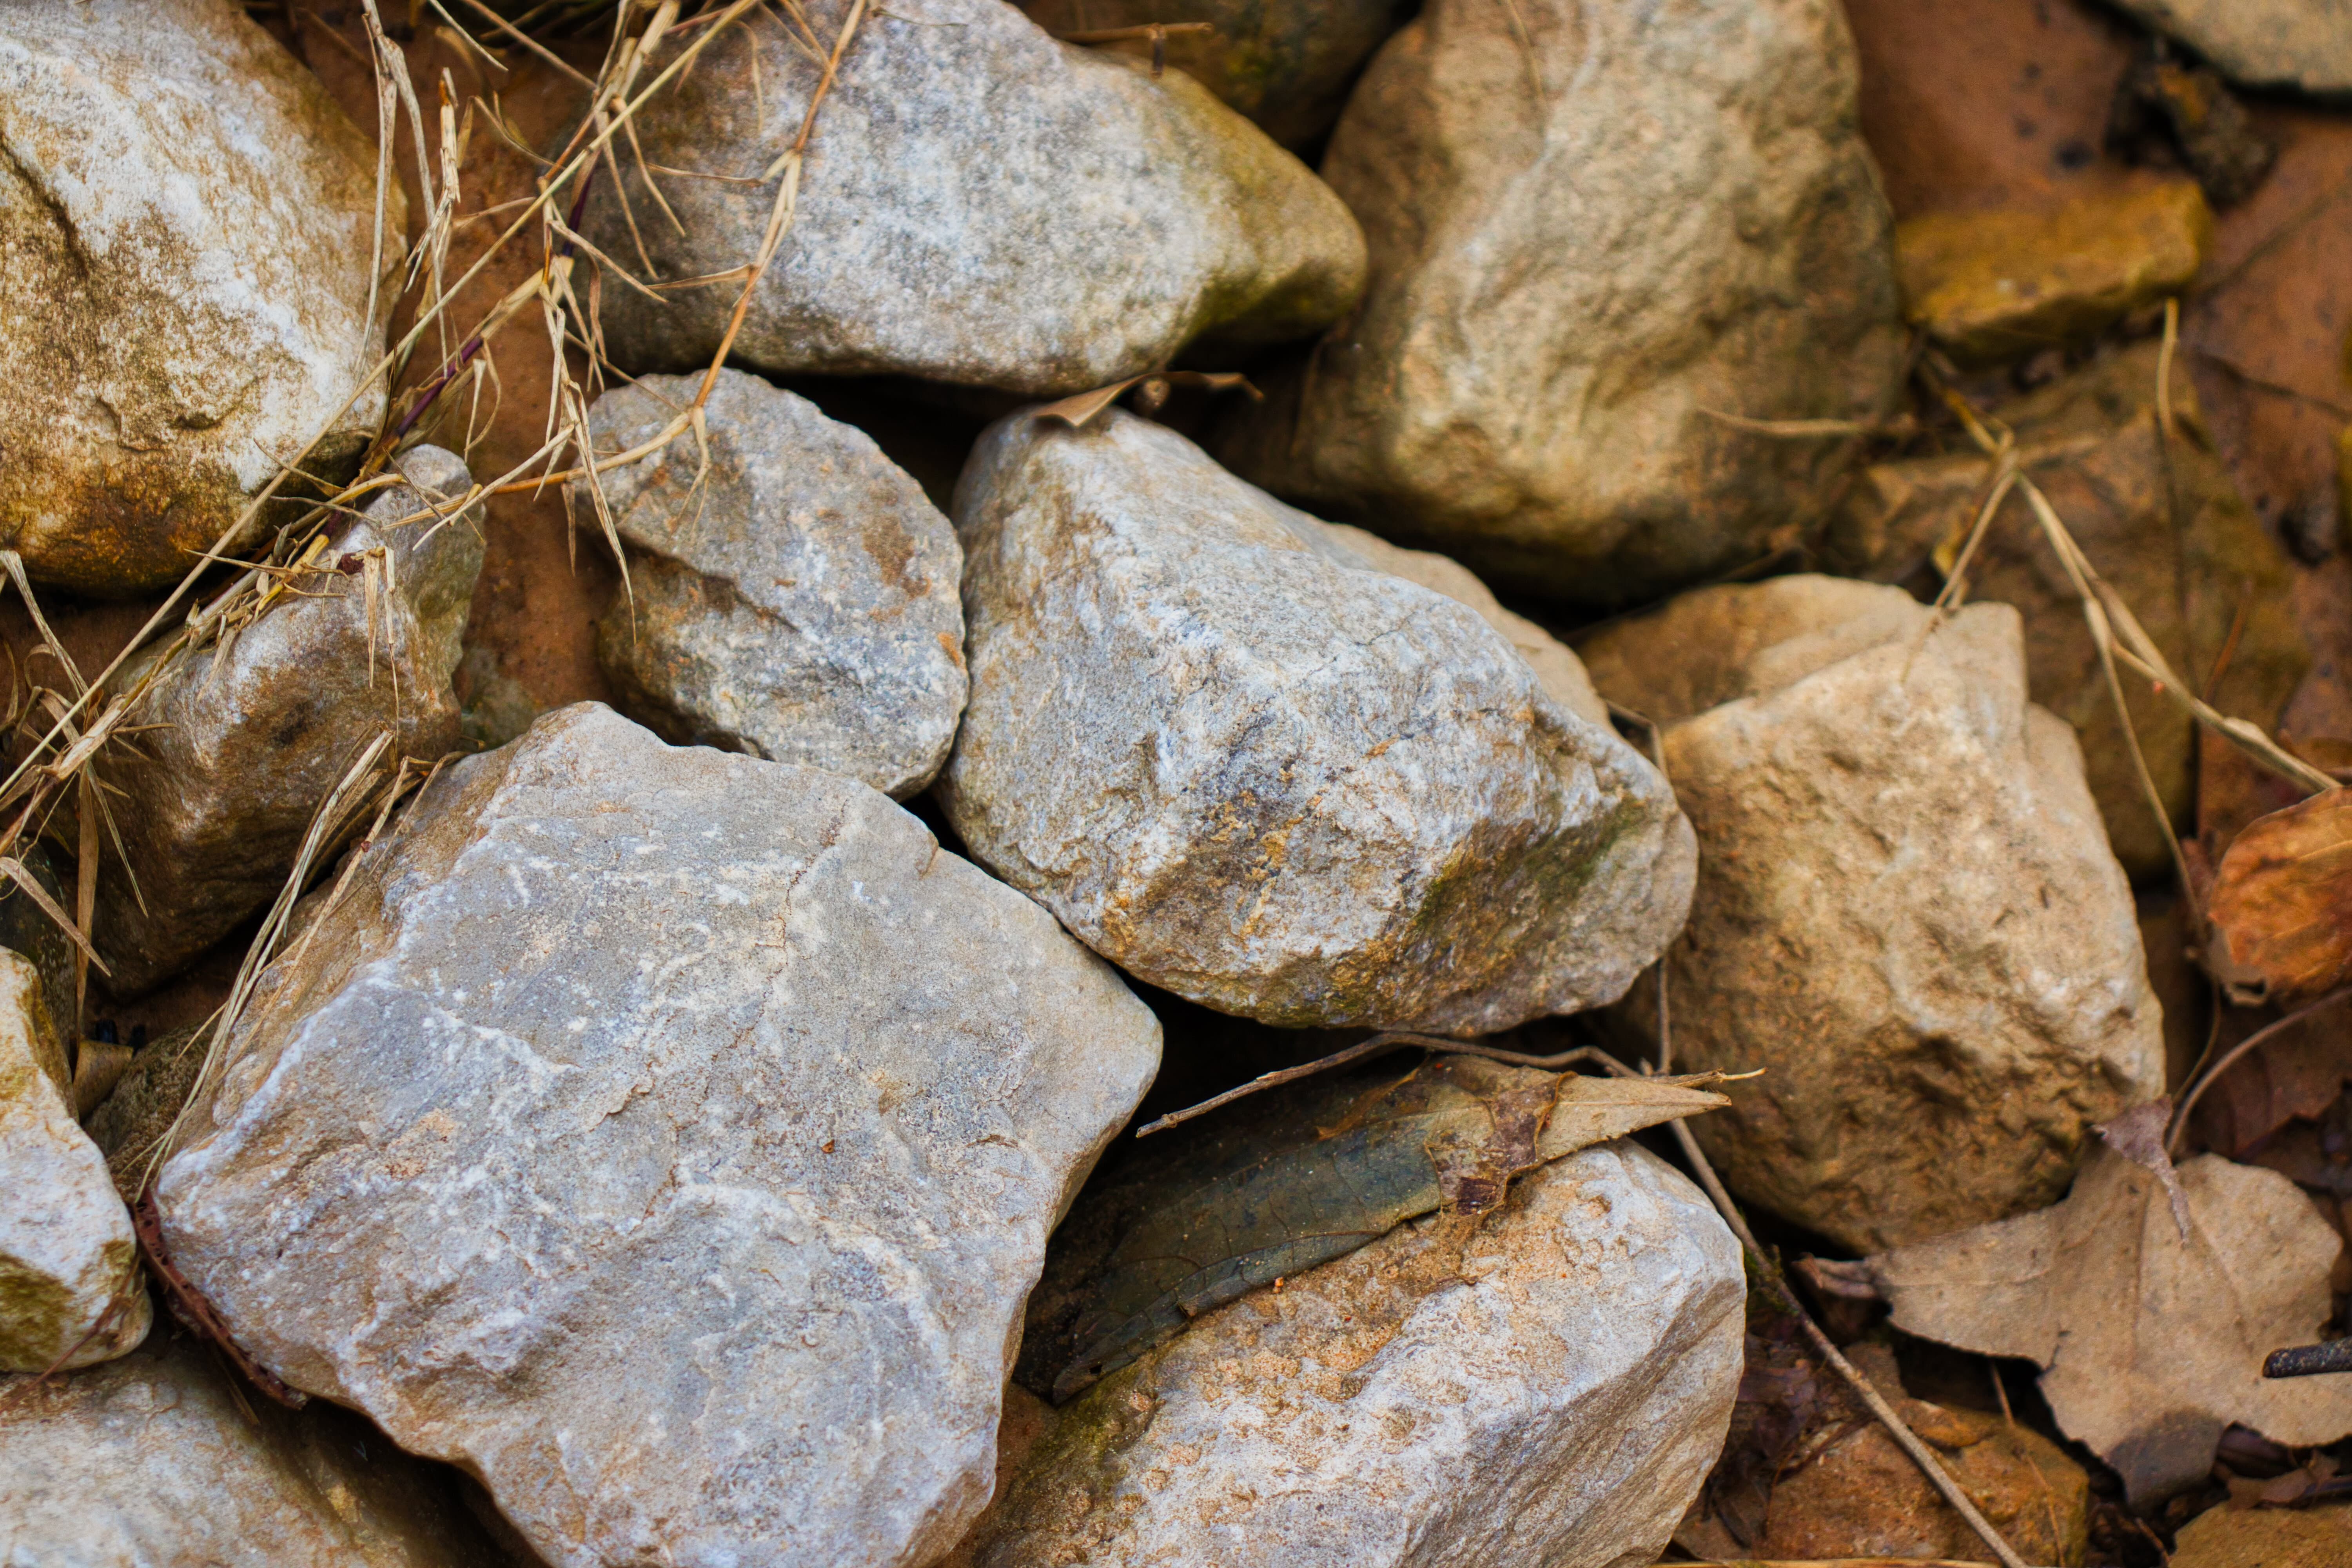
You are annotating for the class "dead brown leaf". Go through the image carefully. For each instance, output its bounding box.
[1866,1146,2352,1506]
[2207,787,2352,1006]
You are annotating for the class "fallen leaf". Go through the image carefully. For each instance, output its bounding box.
[2094,1098,2190,1239]
[1865,1147,2352,1506]
[1031,370,1258,430]
[2206,787,2352,1005]
[2188,1002,2352,1158]
[1015,1055,1728,1402]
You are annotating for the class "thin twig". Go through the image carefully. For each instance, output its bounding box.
[2166,985,2352,1155]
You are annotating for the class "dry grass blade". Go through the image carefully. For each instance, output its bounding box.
[0,856,108,977]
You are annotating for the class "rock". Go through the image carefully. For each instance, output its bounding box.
[940,409,1694,1034]
[0,949,147,1372]
[0,1330,521,1566]
[579,0,1364,398]
[1895,181,2212,364]
[0,846,78,1071]
[1828,342,2308,879]
[86,1023,204,1203]
[1013,0,1411,148]
[1214,0,1905,607]
[2109,48,2277,207]
[955,1142,1743,1568]
[154,703,1161,1568]
[92,445,486,996]
[2172,1501,2352,1568]
[2109,0,2352,97]
[1578,575,2164,1252]
[578,369,966,799]
[0,0,398,596]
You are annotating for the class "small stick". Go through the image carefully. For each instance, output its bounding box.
[2167,985,2352,1154]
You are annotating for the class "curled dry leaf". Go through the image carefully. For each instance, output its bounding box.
[2206,787,2352,1006]
[1865,1145,2352,1506]
[1014,1054,1729,1402]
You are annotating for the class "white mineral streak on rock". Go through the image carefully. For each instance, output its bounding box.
[579,369,967,798]
[1581,576,2166,1252]
[155,704,1160,1568]
[0,0,397,594]
[962,1144,1744,1568]
[939,410,1695,1033]
[0,951,147,1372]
[579,0,1365,396]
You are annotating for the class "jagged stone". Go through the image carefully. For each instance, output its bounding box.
[2109,0,2352,97]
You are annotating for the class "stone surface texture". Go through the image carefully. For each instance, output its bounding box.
[1828,343,2307,879]
[581,0,1364,397]
[0,1330,520,1567]
[86,1023,205,1203]
[955,1143,1743,1568]
[1895,181,2212,363]
[0,951,148,1372]
[581,370,966,799]
[1014,0,1413,147]
[2111,0,2352,96]
[0,0,398,595]
[940,410,1694,1034]
[93,445,486,996]
[1215,0,1905,606]
[155,704,1161,1568]
[1580,576,2164,1252]
[2172,1501,2352,1568]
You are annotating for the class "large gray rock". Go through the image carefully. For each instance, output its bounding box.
[155,704,1161,1568]
[939,410,1694,1034]
[93,445,485,996]
[0,0,397,595]
[1580,576,2166,1252]
[955,1142,1744,1568]
[580,370,966,799]
[579,0,1364,397]
[1215,0,1904,607]
[0,950,148,1372]
[0,1330,519,1567]
[2110,0,2352,96]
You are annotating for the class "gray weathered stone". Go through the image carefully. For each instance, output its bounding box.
[1580,576,2165,1252]
[0,1330,521,1567]
[93,445,485,996]
[579,0,1364,397]
[0,950,147,1372]
[2110,0,2352,96]
[0,0,397,595]
[954,1143,1744,1568]
[156,703,1161,1568]
[580,369,966,799]
[1014,0,1413,148]
[939,410,1694,1034]
[1215,0,1904,608]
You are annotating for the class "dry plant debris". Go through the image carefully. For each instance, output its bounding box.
[2205,788,2352,1006]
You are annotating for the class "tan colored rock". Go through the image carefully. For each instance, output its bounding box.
[0,0,397,595]
[0,1330,520,1567]
[93,445,485,995]
[940,410,1694,1034]
[1896,181,2212,364]
[956,1143,1744,1568]
[1015,0,1411,148]
[2110,0,2352,96]
[581,0,1363,398]
[580,369,966,799]
[156,704,1161,1568]
[0,951,147,1372]
[1214,0,1904,607]
[1828,343,2308,879]
[2172,1501,2352,1568]
[85,1023,204,1203]
[1581,575,2164,1252]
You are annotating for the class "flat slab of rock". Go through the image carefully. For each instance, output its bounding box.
[0,0,396,594]
[0,951,147,1372]
[582,0,1363,397]
[1581,576,2164,1252]
[1216,0,1904,606]
[94,445,485,995]
[939,410,1694,1034]
[2110,0,2352,96]
[1,1331,517,1567]
[581,369,966,799]
[156,704,1161,1568]
[953,1142,1743,1567]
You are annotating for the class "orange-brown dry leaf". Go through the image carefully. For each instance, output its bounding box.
[2207,788,2352,1005]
